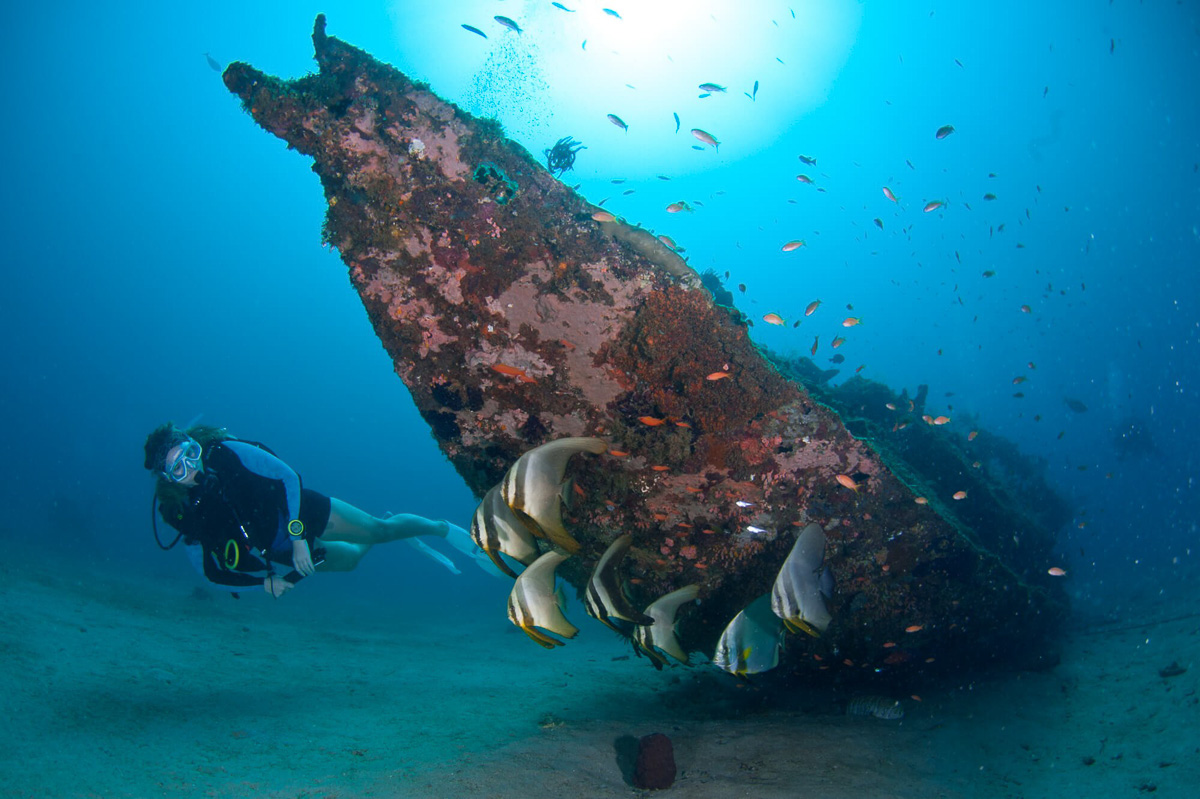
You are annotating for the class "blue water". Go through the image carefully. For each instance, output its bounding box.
[2,1,1196,621]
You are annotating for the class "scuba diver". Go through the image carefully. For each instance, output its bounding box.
[143,422,476,597]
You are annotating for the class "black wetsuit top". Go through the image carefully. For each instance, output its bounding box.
[164,441,308,588]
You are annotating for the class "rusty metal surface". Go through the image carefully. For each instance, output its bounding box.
[224,16,1065,678]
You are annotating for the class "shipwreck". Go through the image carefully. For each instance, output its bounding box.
[223,16,1068,681]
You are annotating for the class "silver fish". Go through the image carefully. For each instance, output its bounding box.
[713,593,784,676]
[507,550,577,648]
[771,522,832,636]
[634,584,699,667]
[502,437,607,554]
[585,533,653,631]
[847,696,904,720]
[470,484,539,578]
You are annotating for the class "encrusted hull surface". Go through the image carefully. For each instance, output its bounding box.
[224,16,1066,678]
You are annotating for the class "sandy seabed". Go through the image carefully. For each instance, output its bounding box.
[2,543,1196,799]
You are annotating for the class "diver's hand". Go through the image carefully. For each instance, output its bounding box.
[292,538,315,576]
[265,574,294,597]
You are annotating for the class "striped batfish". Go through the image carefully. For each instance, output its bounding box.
[633,584,699,668]
[507,550,578,648]
[470,484,539,578]
[771,522,832,636]
[502,437,607,554]
[584,533,653,631]
[713,593,785,677]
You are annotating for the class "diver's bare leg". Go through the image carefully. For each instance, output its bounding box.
[313,540,371,572]
[321,498,448,546]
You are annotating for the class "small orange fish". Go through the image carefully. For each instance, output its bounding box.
[706,371,731,381]
[883,642,897,648]
[763,313,785,326]
[967,430,978,441]
[666,201,692,213]
[885,402,897,410]
[1020,304,1032,313]
[811,336,819,356]
[842,317,861,327]
[492,363,529,378]
[651,465,670,472]
[1047,567,1067,577]
[933,415,950,425]
[831,336,846,348]
[1013,376,1026,385]
[923,200,945,213]
[573,483,586,497]
[952,490,967,500]
[972,461,981,468]
[795,174,814,184]
[674,421,691,429]
[805,299,821,316]
[882,186,897,202]
[638,416,667,426]
[914,496,928,505]
[922,415,935,425]
[911,695,923,702]
[835,474,859,492]
[781,239,806,252]
[685,486,703,493]
[905,625,923,633]
[591,210,616,223]
[609,450,629,457]
[658,234,678,250]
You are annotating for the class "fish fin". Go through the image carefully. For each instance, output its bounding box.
[613,603,655,626]
[512,506,581,554]
[520,624,564,649]
[486,546,520,579]
[787,614,816,633]
[533,437,608,483]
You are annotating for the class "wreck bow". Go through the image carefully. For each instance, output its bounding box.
[224,16,1065,676]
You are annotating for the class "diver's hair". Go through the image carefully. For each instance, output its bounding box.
[145,423,234,531]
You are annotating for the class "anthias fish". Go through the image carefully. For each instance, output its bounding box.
[494,15,522,33]
[691,128,720,150]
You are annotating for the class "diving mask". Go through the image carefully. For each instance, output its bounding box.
[163,438,202,483]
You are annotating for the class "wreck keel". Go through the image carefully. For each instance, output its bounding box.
[225,16,1066,679]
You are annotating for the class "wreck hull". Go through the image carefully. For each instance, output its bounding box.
[224,16,1065,677]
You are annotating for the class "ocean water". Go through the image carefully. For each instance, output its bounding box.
[2,1,1197,796]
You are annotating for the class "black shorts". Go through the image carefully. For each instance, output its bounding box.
[299,488,332,542]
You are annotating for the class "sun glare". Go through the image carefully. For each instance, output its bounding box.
[393,1,861,175]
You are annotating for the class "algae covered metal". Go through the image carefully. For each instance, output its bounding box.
[223,16,1067,678]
